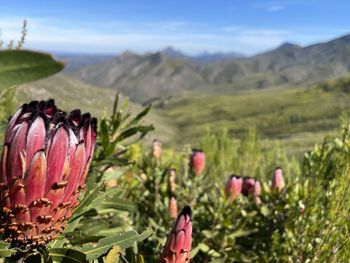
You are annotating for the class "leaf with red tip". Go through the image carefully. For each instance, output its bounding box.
[184,222,192,251]
[46,158,70,211]
[7,122,28,184]
[176,215,186,232]
[9,179,26,208]
[0,145,8,184]
[64,143,86,202]
[5,108,22,143]
[68,130,78,165]
[26,117,46,165]
[78,157,91,188]
[83,124,92,161]
[45,127,69,194]
[25,151,47,207]
[174,230,185,254]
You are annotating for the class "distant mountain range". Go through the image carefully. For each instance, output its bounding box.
[68,33,350,103]
[54,54,114,72]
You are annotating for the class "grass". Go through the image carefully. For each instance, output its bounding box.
[155,79,350,157]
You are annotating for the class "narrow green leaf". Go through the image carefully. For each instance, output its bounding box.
[125,104,152,128]
[101,198,137,212]
[81,230,141,260]
[48,248,87,263]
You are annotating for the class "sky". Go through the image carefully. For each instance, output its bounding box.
[0,0,350,55]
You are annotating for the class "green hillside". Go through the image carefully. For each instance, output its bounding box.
[15,72,350,158]
[155,77,350,156]
[16,74,177,142]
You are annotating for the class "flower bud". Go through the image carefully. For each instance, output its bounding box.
[272,167,285,191]
[189,149,205,176]
[152,139,162,160]
[168,197,178,219]
[225,175,243,202]
[161,206,192,263]
[242,177,261,197]
[168,168,177,193]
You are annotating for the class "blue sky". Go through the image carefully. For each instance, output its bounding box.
[1,0,349,55]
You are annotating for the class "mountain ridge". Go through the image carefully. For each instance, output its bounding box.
[71,33,350,103]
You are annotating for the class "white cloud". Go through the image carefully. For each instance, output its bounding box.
[267,5,285,12]
[0,16,348,55]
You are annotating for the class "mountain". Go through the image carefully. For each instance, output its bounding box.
[194,51,244,63]
[160,47,188,59]
[73,51,207,103]
[54,54,114,72]
[72,33,350,103]
[160,47,244,62]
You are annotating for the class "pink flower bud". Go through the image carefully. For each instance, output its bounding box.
[0,100,97,247]
[190,149,205,176]
[242,177,261,197]
[161,206,192,263]
[168,197,178,219]
[225,175,243,202]
[152,139,162,160]
[272,167,285,191]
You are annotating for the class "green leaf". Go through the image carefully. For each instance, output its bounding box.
[0,241,16,257]
[125,104,152,128]
[227,228,258,239]
[101,198,138,212]
[81,230,142,260]
[71,184,103,220]
[0,50,64,91]
[190,243,220,258]
[138,228,153,242]
[48,248,87,263]
[50,217,83,248]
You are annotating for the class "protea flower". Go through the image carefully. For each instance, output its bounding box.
[168,197,178,219]
[272,167,285,191]
[242,177,261,197]
[189,149,205,176]
[152,139,162,160]
[0,100,96,247]
[161,206,192,263]
[168,168,177,193]
[225,175,243,202]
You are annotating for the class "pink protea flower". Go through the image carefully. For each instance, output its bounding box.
[168,197,178,219]
[161,206,192,263]
[242,177,261,197]
[0,100,96,247]
[225,175,243,202]
[189,149,205,176]
[272,167,285,191]
[152,139,162,160]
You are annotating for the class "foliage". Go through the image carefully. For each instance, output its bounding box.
[113,124,350,262]
[0,50,64,91]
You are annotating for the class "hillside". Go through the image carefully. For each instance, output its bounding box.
[14,71,350,157]
[16,74,177,142]
[155,76,350,156]
[72,34,350,103]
